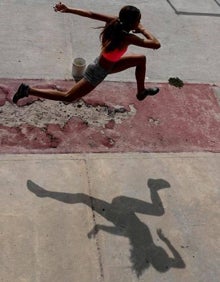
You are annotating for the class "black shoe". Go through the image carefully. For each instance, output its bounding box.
[13,83,29,103]
[136,87,159,101]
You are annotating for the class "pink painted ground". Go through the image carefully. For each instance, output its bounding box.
[0,79,219,153]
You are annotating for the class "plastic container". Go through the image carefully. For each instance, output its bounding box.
[72,57,86,82]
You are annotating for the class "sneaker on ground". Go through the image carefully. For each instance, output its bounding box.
[136,87,159,101]
[13,83,29,104]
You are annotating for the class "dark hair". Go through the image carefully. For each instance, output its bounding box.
[100,6,141,52]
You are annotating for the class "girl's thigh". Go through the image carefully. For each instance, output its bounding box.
[110,54,146,74]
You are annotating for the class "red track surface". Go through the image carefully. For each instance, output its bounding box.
[0,79,219,153]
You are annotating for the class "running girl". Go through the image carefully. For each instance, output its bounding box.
[13,2,161,103]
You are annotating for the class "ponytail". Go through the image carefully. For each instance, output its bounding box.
[100,6,141,52]
[100,18,127,52]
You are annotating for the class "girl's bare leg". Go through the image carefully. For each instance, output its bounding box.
[110,54,146,93]
[29,78,95,102]
[110,54,159,100]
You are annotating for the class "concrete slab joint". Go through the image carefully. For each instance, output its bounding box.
[167,0,220,16]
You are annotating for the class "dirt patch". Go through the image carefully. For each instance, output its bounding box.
[0,99,136,128]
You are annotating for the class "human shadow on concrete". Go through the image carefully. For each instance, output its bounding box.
[27,178,185,277]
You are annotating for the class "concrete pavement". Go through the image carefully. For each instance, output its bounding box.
[0,1,220,282]
[0,0,220,83]
[1,153,220,282]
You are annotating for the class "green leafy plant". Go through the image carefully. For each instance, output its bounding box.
[168,77,184,88]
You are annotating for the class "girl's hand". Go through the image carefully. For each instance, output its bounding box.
[133,23,146,33]
[157,228,168,242]
[54,2,69,13]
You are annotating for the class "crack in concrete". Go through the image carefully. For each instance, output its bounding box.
[85,160,104,282]
[0,100,136,128]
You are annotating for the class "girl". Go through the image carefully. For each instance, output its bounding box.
[13,2,161,104]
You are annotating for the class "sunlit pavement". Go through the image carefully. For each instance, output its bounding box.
[0,1,220,281]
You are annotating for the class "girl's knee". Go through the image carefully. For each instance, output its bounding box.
[63,92,74,102]
[62,79,95,102]
[139,54,146,64]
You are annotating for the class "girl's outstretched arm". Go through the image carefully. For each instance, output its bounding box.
[54,2,115,22]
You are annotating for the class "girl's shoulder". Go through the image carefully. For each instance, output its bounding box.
[117,33,134,49]
[123,32,139,44]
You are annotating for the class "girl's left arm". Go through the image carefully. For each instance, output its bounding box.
[54,2,115,22]
[127,23,161,50]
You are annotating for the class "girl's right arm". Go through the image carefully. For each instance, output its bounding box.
[54,2,115,22]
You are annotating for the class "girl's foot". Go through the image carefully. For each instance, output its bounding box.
[13,83,29,103]
[148,179,170,190]
[136,87,159,101]
[27,180,48,197]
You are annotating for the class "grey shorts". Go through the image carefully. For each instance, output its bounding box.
[83,57,110,86]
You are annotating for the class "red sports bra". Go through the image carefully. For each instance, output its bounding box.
[102,46,128,62]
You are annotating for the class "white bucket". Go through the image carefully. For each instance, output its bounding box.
[72,57,86,82]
